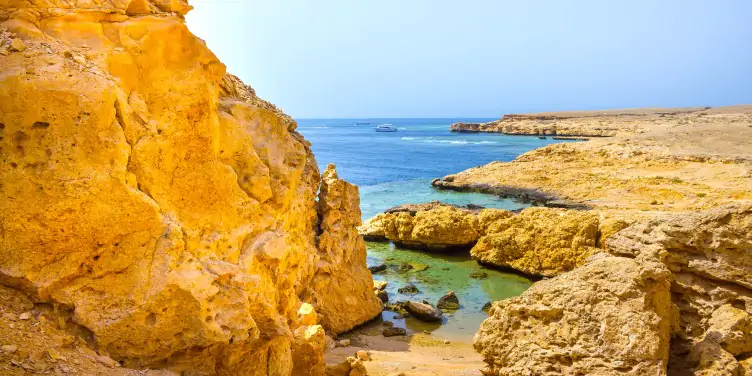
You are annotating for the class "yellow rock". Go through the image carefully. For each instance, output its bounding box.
[0,2,379,374]
[475,254,672,376]
[298,303,318,326]
[9,38,26,52]
[471,207,600,277]
[303,165,383,334]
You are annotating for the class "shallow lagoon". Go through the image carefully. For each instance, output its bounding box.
[367,241,532,341]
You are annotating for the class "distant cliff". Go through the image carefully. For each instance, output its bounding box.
[450,107,715,136]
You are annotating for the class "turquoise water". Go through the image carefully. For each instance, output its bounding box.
[297,118,569,340]
[366,242,531,341]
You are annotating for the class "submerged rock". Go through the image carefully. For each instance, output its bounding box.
[405,301,443,322]
[436,291,460,310]
[368,264,387,273]
[481,302,492,312]
[397,283,420,295]
[469,271,488,279]
[396,263,414,273]
[383,327,407,337]
[375,290,389,303]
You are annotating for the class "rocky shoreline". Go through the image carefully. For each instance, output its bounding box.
[407,107,752,375]
[450,106,720,137]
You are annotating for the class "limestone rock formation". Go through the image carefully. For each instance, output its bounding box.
[302,165,383,334]
[360,204,603,277]
[474,254,673,376]
[608,206,752,375]
[475,206,752,375]
[0,2,378,374]
[365,205,482,250]
[470,207,600,277]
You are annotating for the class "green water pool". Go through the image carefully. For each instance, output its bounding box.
[366,241,532,342]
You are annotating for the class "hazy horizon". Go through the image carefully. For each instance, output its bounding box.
[187,0,752,118]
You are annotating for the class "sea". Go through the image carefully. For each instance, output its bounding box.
[296,118,572,340]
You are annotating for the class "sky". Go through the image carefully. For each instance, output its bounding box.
[186,0,752,118]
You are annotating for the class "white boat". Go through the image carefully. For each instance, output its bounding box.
[374,124,398,132]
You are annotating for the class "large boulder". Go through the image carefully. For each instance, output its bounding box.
[474,254,673,376]
[470,207,601,277]
[384,206,480,250]
[0,2,378,374]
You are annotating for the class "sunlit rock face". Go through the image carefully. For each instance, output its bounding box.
[0,1,378,374]
[475,206,752,375]
[475,253,673,376]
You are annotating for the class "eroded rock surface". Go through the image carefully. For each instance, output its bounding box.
[474,254,673,376]
[0,2,378,374]
[476,206,752,375]
[608,206,752,375]
[360,204,613,277]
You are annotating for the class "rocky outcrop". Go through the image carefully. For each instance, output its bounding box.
[471,207,601,277]
[361,205,482,250]
[608,206,752,375]
[438,107,752,213]
[476,206,752,375]
[302,165,383,334]
[0,2,378,374]
[474,253,673,376]
[450,107,714,136]
[360,204,615,277]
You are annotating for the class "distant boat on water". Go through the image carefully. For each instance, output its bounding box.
[354,121,371,125]
[538,136,547,139]
[374,124,398,132]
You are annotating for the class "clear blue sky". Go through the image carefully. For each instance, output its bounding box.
[186,0,752,118]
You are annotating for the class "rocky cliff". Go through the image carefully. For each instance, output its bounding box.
[474,206,752,375]
[449,106,724,136]
[0,1,379,374]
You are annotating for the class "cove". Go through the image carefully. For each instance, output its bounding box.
[297,118,573,341]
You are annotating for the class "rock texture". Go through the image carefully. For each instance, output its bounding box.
[0,2,378,374]
[475,253,673,376]
[471,207,600,277]
[360,203,618,277]
[361,204,482,250]
[608,206,752,375]
[302,165,383,334]
[476,206,752,375]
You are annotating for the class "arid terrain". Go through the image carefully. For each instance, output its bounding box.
[437,105,752,213]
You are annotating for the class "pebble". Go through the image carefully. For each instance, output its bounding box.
[19,312,32,320]
[443,339,450,344]
[10,38,27,52]
[355,350,371,361]
[336,339,351,347]
[0,46,8,56]
[1,344,18,353]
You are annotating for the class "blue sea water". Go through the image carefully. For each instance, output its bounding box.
[296,118,571,340]
[297,118,571,219]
